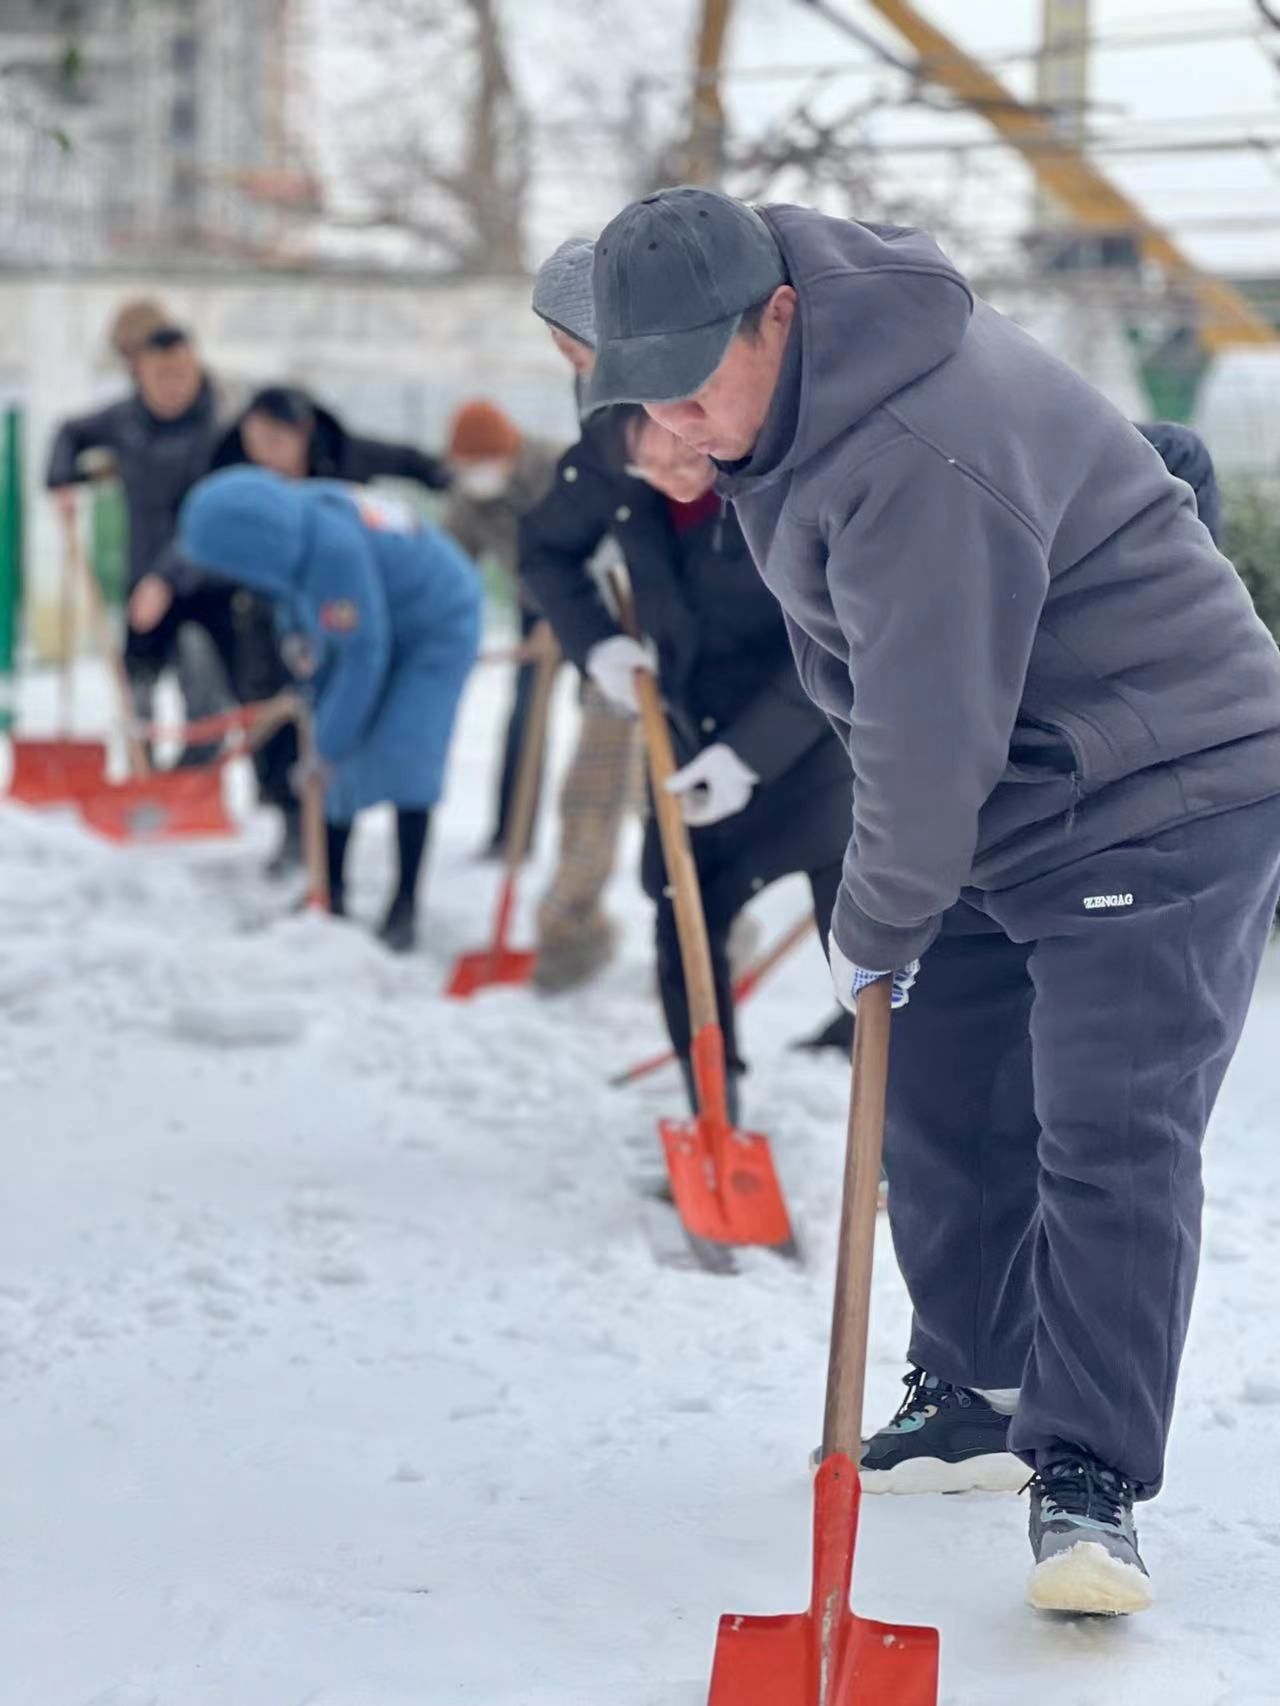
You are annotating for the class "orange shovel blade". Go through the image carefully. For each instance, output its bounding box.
[708,1457,939,1706]
[76,769,235,842]
[9,739,108,805]
[660,1116,794,1250]
[445,946,537,1000]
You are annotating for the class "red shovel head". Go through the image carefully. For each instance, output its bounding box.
[76,768,235,842]
[445,874,537,999]
[445,945,538,1000]
[660,1115,794,1250]
[709,1456,939,1706]
[8,739,108,806]
[660,1023,794,1250]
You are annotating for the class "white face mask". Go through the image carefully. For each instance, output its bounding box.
[455,460,510,500]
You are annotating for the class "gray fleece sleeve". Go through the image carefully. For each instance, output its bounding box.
[825,440,1049,968]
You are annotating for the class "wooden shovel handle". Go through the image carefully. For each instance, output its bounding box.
[822,977,893,1462]
[59,524,76,735]
[292,699,330,911]
[612,574,719,1038]
[501,621,560,876]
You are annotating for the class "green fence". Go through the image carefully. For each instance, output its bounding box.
[90,481,127,610]
[0,407,22,733]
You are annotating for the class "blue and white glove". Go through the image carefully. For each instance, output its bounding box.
[828,931,919,1016]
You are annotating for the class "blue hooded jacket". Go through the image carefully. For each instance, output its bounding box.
[179,467,481,813]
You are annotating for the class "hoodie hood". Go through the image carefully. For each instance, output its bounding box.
[726,207,974,486]
[179,465,307,599]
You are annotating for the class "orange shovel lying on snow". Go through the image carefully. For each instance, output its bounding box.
[616,576,793,1256]
[446,622,560,998]
[53,502,234,841]
[706,979,939,1705]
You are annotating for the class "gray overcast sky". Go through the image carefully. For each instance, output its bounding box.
[308,1,1280,278]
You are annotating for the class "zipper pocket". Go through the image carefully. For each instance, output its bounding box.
[1020,714,1083,830]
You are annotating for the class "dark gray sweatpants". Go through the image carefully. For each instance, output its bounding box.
[884,795,1280,1496]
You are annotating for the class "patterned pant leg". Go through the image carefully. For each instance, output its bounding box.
[537,681,638,942]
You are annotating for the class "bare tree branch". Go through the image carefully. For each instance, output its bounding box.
[334,0,530,275]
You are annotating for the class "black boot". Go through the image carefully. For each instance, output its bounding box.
[325,821,352,919]
[377,893,417,954]
[790,1008,854,1055]
[264,807,304,879]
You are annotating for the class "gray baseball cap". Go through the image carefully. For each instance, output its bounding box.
[586,186,786,411]
[531,236,597,350]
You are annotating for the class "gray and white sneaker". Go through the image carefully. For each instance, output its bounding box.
[1027,1451,1153,1615]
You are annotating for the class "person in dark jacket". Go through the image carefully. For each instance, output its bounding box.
[521,403,851,1115]
[584,186,1280,1614]
[175,467,480,951]
[211,385,451,491]
[133,385,453,874]
[46,308,237,751]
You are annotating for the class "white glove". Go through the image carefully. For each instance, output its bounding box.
[828,930,919,1016]
[585,634,657,716]
[665,742,759,827]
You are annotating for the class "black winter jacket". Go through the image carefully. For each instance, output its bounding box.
[519,418,849,805]
[46,378,227,589]
[212,400,450,491]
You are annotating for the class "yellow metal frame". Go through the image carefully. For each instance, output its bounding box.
[864,0,1276,350]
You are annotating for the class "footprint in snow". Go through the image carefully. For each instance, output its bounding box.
[169,1000,307,1048]
[1241,1376,1280,1406]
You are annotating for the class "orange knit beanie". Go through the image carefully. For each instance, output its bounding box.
[448,400,522,460]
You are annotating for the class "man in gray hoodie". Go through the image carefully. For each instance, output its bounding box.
[584,186,1280,1616]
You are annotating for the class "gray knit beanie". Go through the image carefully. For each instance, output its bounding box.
[531,236,597,351]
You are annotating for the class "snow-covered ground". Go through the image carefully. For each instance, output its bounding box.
[3,659,1279,1706]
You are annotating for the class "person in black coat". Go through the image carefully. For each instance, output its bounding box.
[131,384,453,874]
[520,404,852,1111]
[46,312,238,751]
[210,385,451,491]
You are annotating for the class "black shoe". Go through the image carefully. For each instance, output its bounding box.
[378,894,417,954]
[790,1009,854,1055]
[1027,1451,1152,1615]
[264,810,304,880]
[859,1367,1026,1493]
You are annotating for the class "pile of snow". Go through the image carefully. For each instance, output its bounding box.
[2,660,1278,1705]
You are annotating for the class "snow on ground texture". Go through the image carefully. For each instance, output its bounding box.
[3,661,1280,1706]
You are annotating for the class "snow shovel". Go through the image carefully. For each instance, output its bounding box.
[69,509,234,842]
[707,980,940,1706]
[616,581,793,1253]
[290,699,331,914]
[446,622,560,998]
[609,912,816,1088]
[8,506,108,805]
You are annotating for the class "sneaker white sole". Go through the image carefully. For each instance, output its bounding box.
[809,1448,1027,1494]
[1027,1540,1154,1616]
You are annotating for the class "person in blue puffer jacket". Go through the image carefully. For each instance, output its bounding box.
[177,465,482,951]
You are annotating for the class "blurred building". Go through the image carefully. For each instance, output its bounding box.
[0,0,303,266]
